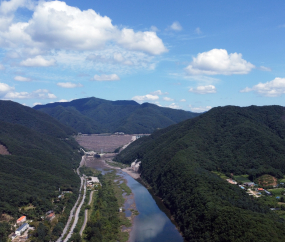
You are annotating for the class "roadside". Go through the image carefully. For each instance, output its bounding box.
[80,190,94,235]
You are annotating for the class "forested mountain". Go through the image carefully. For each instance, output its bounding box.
[33,97,199,134]
[0,100,81,220]
[115,105,285,241]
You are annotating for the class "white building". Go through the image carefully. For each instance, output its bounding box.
[15,223,29,235]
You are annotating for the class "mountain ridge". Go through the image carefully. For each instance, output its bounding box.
[34,97,200,134]
[115,105,285,241]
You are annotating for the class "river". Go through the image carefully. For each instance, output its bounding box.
[88,158,183,242]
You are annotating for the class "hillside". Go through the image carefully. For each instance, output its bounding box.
[115,105,285,241]
[0,101,81,240]
[33,97,199,134]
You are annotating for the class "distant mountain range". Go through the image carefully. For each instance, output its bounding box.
[33,97,200,134]
[0,100,81,221]
[115,105,285,241]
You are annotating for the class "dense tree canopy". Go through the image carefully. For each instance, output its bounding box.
[116,105,285,241]
[34,97,199,134]
[0,101,81,218]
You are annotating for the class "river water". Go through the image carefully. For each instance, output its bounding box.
[89,158,183,242]
[121,171,183,242]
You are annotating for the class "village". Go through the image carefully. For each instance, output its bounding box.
[225,174,285,215]
[8,175,101,242]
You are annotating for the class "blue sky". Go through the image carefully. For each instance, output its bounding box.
[0,0,285,112]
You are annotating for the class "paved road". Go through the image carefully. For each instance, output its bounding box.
[56,176,84,242]
[64,179,87,242]
[56,156,85,242]
[80,190,94,236]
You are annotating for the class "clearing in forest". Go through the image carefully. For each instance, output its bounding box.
[257,174,277,187]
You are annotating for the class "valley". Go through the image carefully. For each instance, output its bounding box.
[2,101,285,241]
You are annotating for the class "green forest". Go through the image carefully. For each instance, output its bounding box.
[0,100,81,241]
[34,97,199,134]
[115,105,285,241]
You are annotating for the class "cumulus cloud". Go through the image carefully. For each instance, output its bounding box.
[0,82,14,97]
[20,55,56,67]
[189,105,212,113]
[180,99,186,102]
[92,74,120,81]
[170,21,182,31]
[0,1,167,55]
[0,0,34,15]
[163,97,174,101]
[117,29,167,55]
[189,85,216,94]
[57,82,83,88]
[132,94,159,102]
[168,103,180,109]
[240,77,285,97]
[14,75,31,82]
[185,49,255,75]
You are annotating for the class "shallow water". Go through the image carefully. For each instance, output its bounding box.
[118,171,183,242]
[89,161,183,242]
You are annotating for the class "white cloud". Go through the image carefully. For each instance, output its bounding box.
[117,29,167,55]
[170,21,182,31]
[33,102,42,106]
[0,82,14,97]
[150,90,168,96]
[92,74,120,81]
[4,88,57,99]
[86,52,133,66]
[189,85,216,94]
[150,26,159,32]
[189,105,212,113]
[57,82,83,88]
[195,27,202,34]
[185,49,255,75]
[20,55,56,67]
[180,99,186,102]
[168,103,180,109]
[132,94,159,102]
[259,66,271,72]
[240,77,285,97]
[14,75,31,82]
[182,75,220,85]
[163,97,174,101]
[0,0,34,15]
[0,64,4,70]
[0,1,167,55]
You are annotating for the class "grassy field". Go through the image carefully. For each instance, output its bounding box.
[212,171,229,180]
[234,175,251,183]
[268,188,285,196]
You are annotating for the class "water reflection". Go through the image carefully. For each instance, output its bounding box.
[88,160,183,242]
[121,172,183,242]
[131,213,167,241]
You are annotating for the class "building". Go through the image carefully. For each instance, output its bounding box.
[226,179,237,185]
[46,212,55,221]
[243,182,255,187]
[15,223,29,236]
[16,216,26,224]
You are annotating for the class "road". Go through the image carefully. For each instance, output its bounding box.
[80,190,94,236]
[64,178,87,242]
[56,156,86,242]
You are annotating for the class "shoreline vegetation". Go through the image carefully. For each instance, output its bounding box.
[79,166,135,242]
